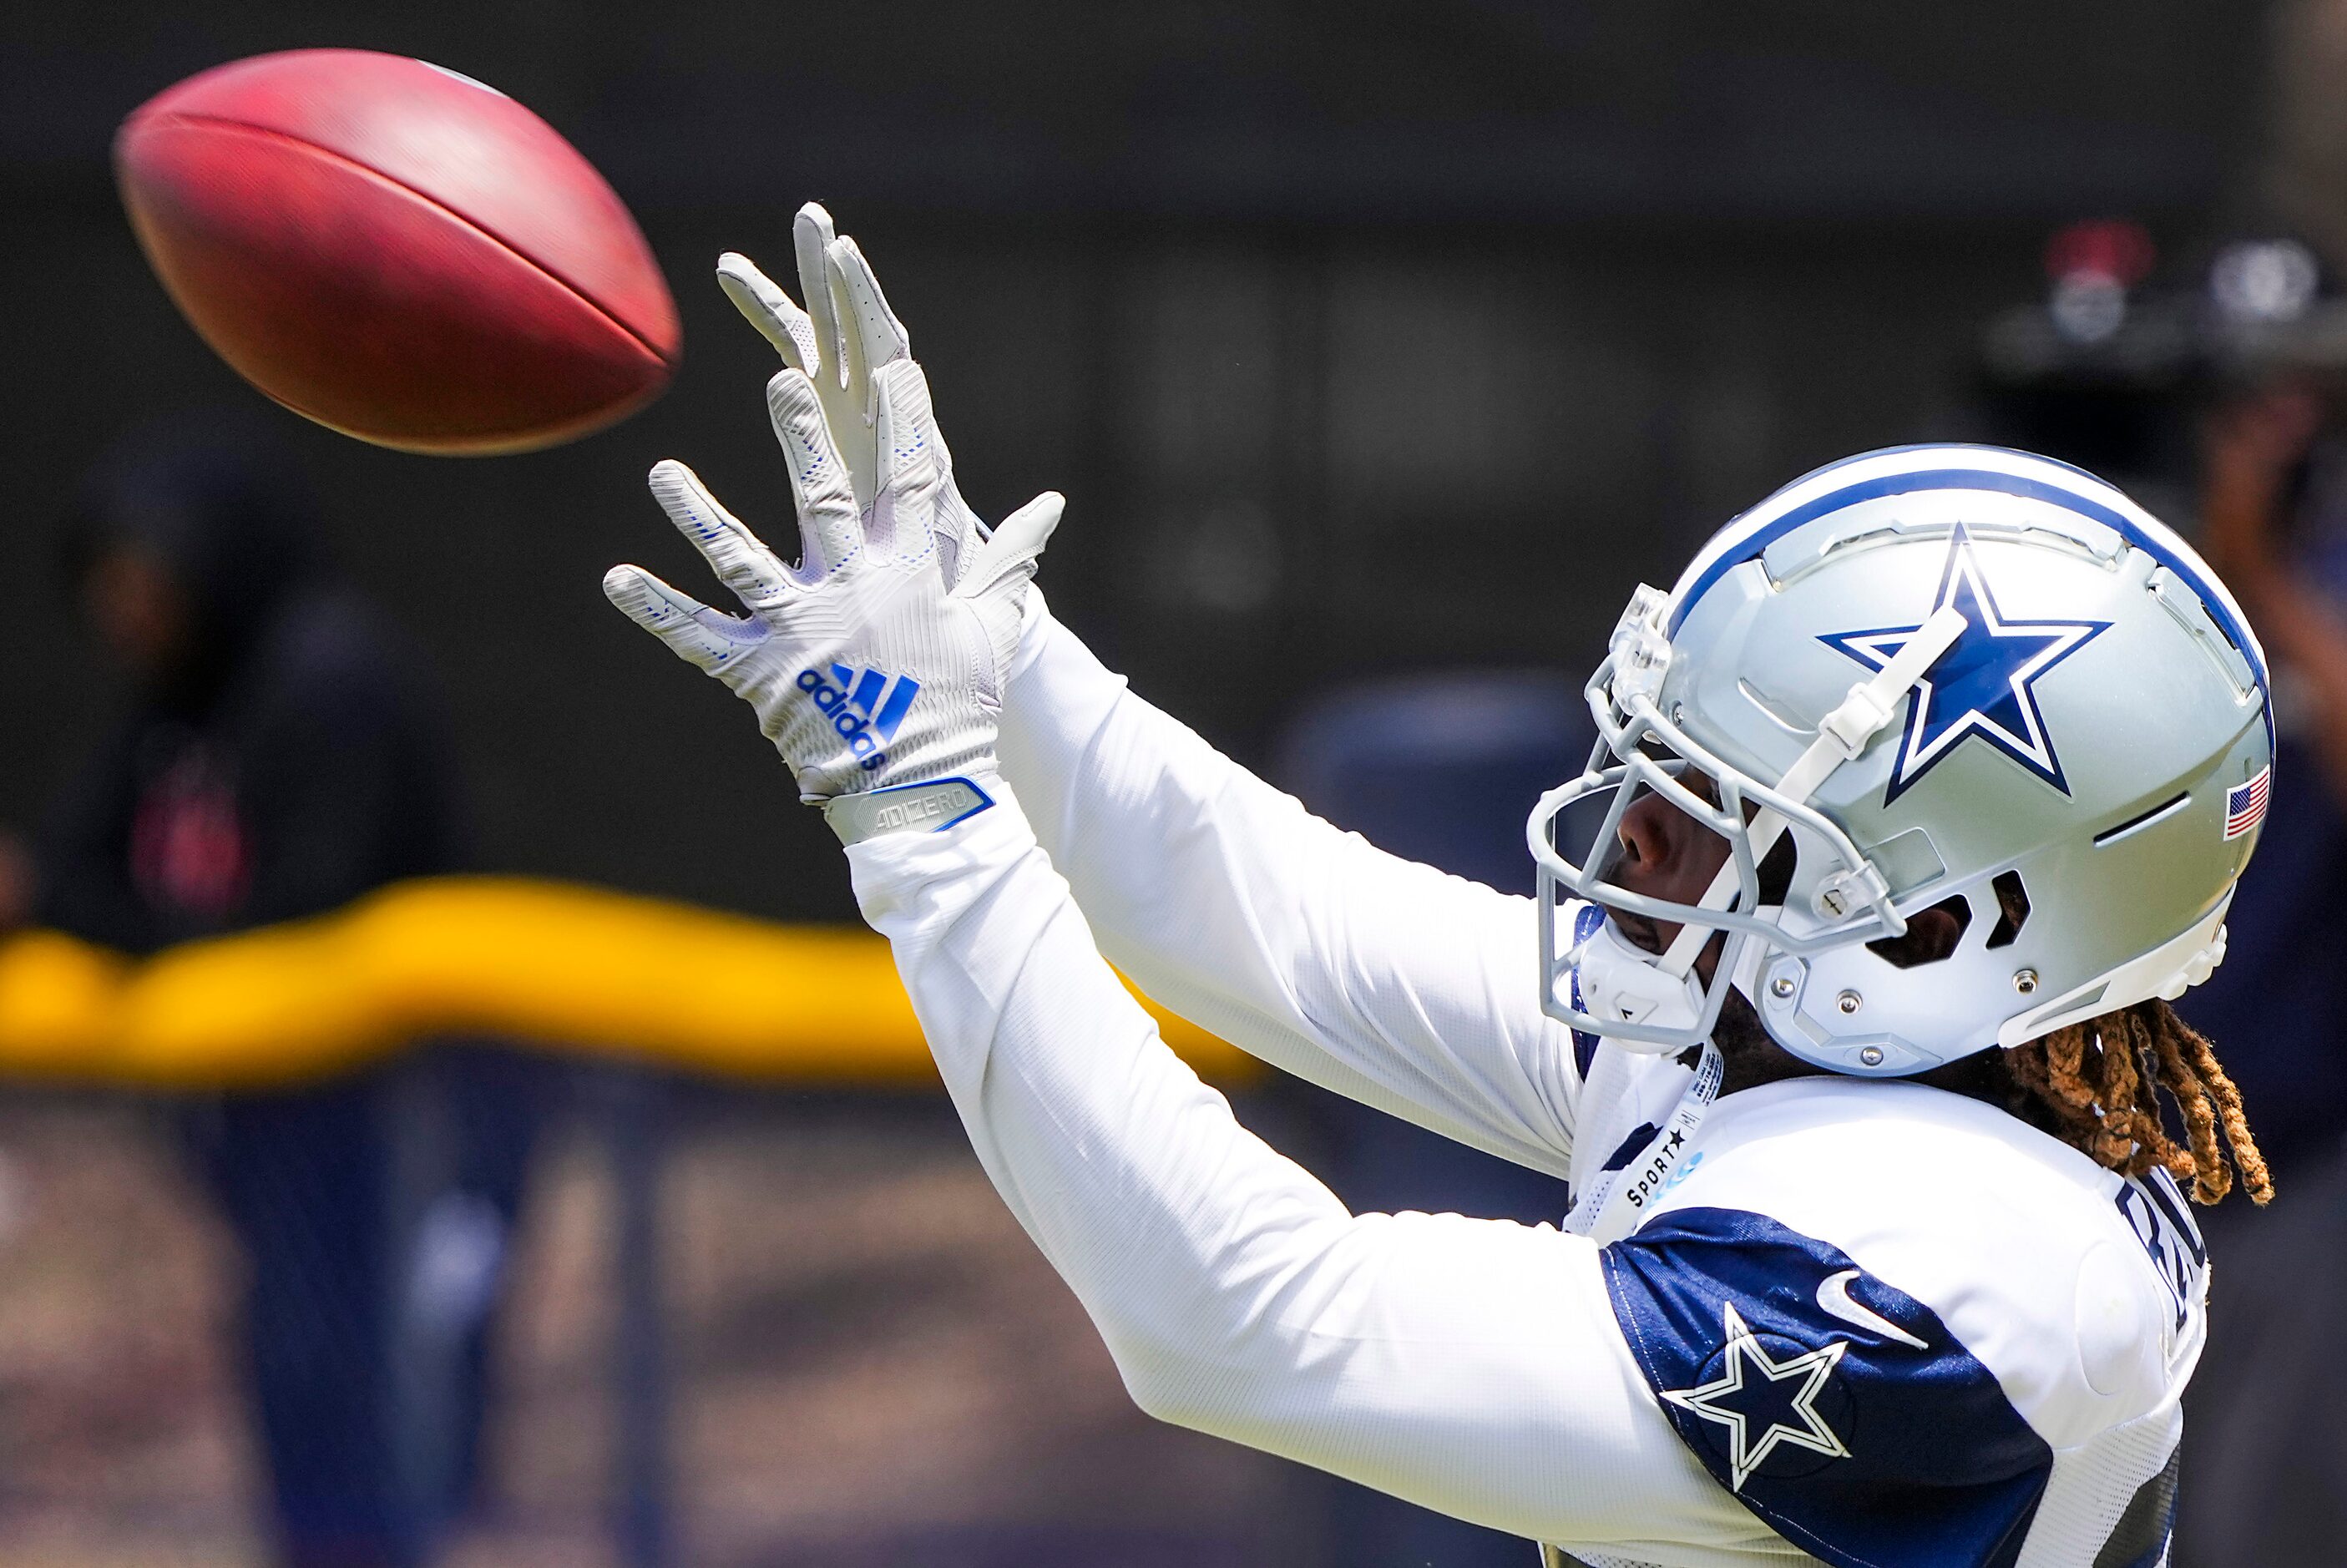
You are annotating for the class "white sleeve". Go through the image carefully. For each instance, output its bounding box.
[846,794,1749,1550]
[996,604,1585,1174]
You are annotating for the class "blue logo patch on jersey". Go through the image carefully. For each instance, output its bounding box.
[1819,525,2111,804]
[1602,1206,2051,1568]
[1660,1301,1853,1490]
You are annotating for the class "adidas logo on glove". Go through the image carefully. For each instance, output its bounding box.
[797,665,920,772]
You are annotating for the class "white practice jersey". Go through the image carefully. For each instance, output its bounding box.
[846,604,2205,1568]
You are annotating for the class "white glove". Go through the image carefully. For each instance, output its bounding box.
[603,310,1061,831]
[714,203,992,592]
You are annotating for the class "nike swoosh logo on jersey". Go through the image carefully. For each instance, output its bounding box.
[1815,1268,1928,1349]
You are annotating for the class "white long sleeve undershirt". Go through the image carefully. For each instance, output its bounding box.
[847,792,1783,1561]
[995,603,1589,1177]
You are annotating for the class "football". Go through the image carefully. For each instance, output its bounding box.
[115,49,680,455]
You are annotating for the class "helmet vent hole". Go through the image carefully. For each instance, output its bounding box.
[2092,791,2192,846]
[1985,870,2031,949]
[1865,894,1971,969]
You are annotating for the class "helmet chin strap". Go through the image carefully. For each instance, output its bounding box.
[1653,605,1968,982]
[1574,920,1710,1036]
[1573,919,1775,1050]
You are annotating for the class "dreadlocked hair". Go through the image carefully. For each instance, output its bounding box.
[2001,999,2273,1206]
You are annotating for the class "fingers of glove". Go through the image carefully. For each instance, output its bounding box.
[792,204,844,388]
[870,358,945,558]
[826,234,912,372]
[716,252,820,374]
[601,564,761,672]
[794,207,877,511]
[765,370,864,577]
[956,490,1064,602]
[822,241,881,430]
[647,459,793,611]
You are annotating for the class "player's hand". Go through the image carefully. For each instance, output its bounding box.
[602,359,1061,812]
[714,204,993,594]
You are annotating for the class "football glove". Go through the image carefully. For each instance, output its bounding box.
[715,203,993,593]
[603,324,1060,828]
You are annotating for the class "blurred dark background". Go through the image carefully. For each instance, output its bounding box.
[8,3,2344,1565]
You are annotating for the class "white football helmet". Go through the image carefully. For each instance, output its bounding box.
[1528,444,2273,1077]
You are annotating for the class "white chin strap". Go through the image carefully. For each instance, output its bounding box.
[1573,921,1773,1050]
[1575,920,1708,1038]
[1587,604,1969,1053]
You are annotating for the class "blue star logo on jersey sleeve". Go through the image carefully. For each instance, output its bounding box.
[1819,525,2110,803]
[1661,1302,1851,1490]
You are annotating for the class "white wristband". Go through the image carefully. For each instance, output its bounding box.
[823,775,999,844]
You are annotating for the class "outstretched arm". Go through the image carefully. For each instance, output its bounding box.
[998,602,1586,1174]
[599,248,1741,1543]
[717,209,1586,1174]
[851,786,1756,1552]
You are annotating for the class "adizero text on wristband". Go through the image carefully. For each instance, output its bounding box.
[823,776,997,844]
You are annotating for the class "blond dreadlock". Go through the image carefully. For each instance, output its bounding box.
[2001,1000,2273,1206]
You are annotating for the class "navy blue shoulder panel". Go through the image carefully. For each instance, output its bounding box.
[1601,1206,2051,1568]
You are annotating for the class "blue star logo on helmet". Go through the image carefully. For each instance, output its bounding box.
[1819,525,2110,803]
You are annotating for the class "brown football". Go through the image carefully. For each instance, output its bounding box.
[116,49,680,454]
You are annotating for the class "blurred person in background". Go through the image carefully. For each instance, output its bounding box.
[2178,0,2347,1175]
[2162,366,2347,1560]
[2161,2,2347,1548]
[0,420,534,1568]
[2188,371,2347,1167]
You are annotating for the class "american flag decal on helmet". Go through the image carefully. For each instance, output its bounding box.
[2223,766,2271,841]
